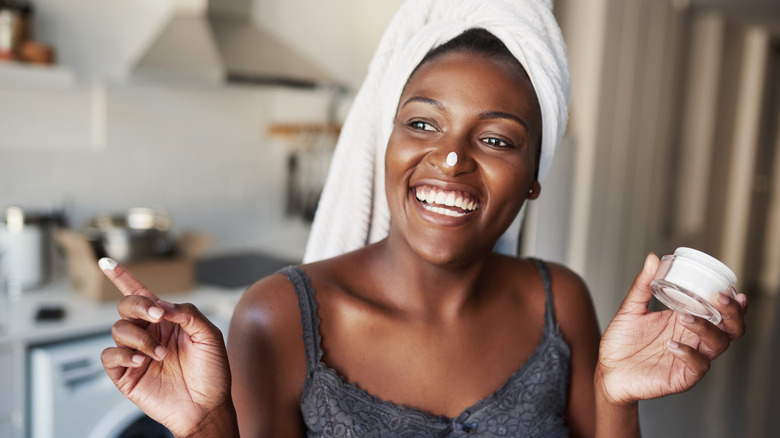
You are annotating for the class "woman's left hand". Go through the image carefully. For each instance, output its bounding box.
[597,253,747,406]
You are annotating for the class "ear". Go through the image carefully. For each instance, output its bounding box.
[528,180,542,200]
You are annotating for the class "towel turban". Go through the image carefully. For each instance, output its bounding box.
[304,0,570,262]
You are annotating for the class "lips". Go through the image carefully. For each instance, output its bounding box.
[414,185,481,217]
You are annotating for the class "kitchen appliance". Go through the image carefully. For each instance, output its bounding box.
[132,0,343,90]
[0,207,64,293]
[29,333,173,438]
[29,307,232,438]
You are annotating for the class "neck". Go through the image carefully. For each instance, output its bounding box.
[369,233,498,321]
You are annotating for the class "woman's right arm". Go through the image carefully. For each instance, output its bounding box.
[99,259,239,438]
[100,259,306,437]
[227,273,308,437]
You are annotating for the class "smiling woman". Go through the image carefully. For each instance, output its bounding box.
[97,1,747,437]
[385,33,543,265]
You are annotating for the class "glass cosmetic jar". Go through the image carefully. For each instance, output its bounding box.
[650,247,737,325]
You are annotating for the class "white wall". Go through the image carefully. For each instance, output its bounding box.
[0,0,402,260]
[0,82,307,258]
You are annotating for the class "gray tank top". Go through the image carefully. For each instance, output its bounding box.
[283,259,570,437]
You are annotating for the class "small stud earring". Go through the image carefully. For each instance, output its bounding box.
[446,152,458,167]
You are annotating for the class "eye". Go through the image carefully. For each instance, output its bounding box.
[481,137,514,148]
[409,120,436,132]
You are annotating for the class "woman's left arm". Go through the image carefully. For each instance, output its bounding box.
[595,253,748,437]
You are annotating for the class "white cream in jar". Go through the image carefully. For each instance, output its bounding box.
[650,247,737,324]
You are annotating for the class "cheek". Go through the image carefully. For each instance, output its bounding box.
[384,133,403,183]
[483,152,529,184]
[385,131,424,181]
[482,155,533,210]
[384,133,415,204]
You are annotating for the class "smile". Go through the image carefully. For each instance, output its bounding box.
[414,185,481,217]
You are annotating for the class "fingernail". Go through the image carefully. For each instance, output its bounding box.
[680,313,696,324]
[667,339,680,350]
[156,300,175,310]
[132,354,145,364]
[98,257,118,271]
[154,345,168,360]
[148,307,164,319]
[718,292,730,305]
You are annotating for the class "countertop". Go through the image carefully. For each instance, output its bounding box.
[0,280,245,347]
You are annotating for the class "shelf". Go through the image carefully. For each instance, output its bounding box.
[268,122,341,139]
[0,61,75,88]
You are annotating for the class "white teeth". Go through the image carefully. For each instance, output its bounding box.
[444,192,456,207]
[423,204,466,217]
[414,187,479,216]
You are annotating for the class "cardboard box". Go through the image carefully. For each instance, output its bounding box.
[54,228,210,301]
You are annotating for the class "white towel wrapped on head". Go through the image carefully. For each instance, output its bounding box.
[304,0,570,263]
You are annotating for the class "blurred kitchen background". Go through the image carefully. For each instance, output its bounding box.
[0,0,778,437]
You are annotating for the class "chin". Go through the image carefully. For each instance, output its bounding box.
[408,236,493,268]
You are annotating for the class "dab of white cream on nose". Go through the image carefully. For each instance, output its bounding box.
[446,152,458,167]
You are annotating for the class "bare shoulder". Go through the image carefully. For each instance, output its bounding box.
[230,271,302,334]
[544,262,591,306]
[228,270,305,376]
[543,261,599,334]
[500,257,598,343]
[228,270,307,437]
[496,256,588,299]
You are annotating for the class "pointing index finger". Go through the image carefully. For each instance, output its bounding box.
[98,257,160,301]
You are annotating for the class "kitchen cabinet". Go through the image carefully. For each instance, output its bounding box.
[0,345,15,435]
[0,348,12,415]
[0,340,23,438]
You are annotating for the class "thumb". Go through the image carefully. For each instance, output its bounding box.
[617,253,660,316]
[156,300,223,344]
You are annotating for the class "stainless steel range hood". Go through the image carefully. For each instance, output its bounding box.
[133,0,341,89]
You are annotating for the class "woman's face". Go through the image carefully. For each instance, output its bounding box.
[385,50,542,266]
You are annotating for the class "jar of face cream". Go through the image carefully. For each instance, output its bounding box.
[650,247,737,325]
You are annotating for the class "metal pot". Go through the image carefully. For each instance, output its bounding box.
[84,208,173,264]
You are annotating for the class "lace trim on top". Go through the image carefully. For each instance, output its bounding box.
[282,260,571,437]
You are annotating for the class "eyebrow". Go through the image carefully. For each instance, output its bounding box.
[399,96,528,130]
[399,96,447,111]
[479,111,529,131]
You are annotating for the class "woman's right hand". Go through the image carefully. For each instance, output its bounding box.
[98,258,238,438]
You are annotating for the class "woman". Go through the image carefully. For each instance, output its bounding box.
[99,2,747,437]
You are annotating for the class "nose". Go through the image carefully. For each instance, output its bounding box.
[431,135,475,175]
